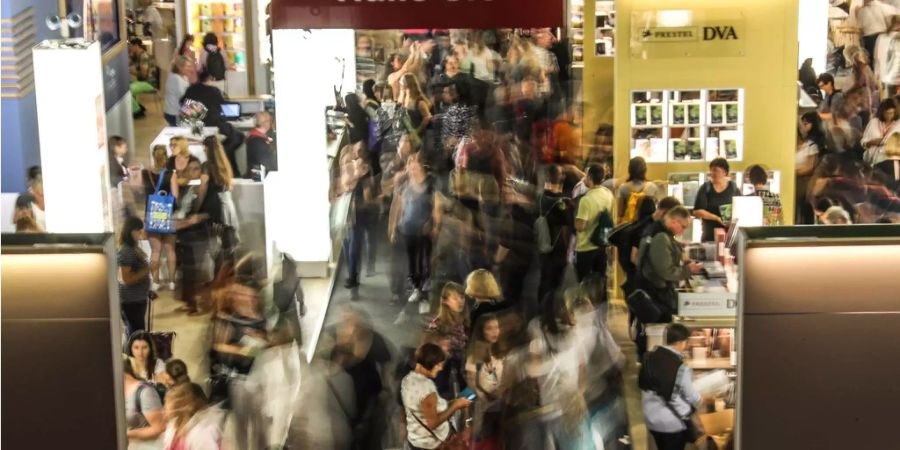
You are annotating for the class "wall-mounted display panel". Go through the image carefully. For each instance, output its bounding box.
[631,88,745,163]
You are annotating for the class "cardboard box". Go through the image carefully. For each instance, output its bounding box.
[698,409,734,450]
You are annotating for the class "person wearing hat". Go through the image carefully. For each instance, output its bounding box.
[465,269,512,326]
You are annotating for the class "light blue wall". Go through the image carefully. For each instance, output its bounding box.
[1,0,58,192]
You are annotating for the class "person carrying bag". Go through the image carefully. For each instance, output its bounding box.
[145,169,175,234]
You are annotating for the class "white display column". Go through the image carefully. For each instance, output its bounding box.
[32,39,113,233]
[270,29,354,277]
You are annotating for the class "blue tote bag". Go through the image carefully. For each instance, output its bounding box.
[145,169,176,234]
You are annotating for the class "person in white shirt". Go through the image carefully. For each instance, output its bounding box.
[876,15,900,96]
[862,98,900,164]
[164,56,196,126]
[638,324,703,450]
[856,0,898,60]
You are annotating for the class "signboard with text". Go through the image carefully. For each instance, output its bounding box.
[272,0,563,30]
[630,10,746,59]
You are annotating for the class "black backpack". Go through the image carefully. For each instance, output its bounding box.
[206,50,226,81]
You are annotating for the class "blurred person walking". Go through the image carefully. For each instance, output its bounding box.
[389,152,437,304]
[173,159,210,314]
[119,216,153,336]
[343,145,379,293]
[124,357,166,449]
[209,267,269,449]
[162,383,225,449]
[515,289,594,450]
[401,342,473,450]
[200,136,239,278]
[796,112,829,224]
[537,164,574,304]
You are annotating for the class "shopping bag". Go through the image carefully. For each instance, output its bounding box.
[145,169,175,234]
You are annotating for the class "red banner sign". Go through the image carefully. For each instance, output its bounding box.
[272,0,563,30]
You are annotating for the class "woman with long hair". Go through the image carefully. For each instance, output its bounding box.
[167,136,200,189]
[126,330,166,382]
[119,216,152,336]
[862,98,900,165]
[465,313,505,449]
[209,262,268,448]
[388,152,437,305]
[399,73,433,140]
[617,156,659,222]
[797,111,828,224]
[200,136,238,277]
[162,383,223,449]
[145,145,179,291]
[176,34,197,64]
[426,282,469,360]
[124,357,166,447]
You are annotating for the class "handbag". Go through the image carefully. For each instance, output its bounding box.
[410,411,471,450]
[627,235,664,323]
[145,169,175,234]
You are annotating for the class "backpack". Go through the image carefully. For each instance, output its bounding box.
[590,209,616,247]
[621,184,648,223]
[206,50,226,81]
[535,195,564,254]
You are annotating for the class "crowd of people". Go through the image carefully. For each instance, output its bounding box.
[10,22,896,450]
[797,3,900,224]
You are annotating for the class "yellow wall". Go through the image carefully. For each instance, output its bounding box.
[610,0,799,223]
[582,0,615,148]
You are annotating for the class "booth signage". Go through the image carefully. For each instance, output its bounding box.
[272,0,563,29]
[631,10,746,59]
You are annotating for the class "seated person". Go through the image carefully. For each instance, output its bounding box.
[245,111,277,177]
[128,38,158,118]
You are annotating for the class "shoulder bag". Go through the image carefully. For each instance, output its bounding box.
[145,170,176,234]
[645,354,705,443]
[410,407,471,450]
[626,235,663,323]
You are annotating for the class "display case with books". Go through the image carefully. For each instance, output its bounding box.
[631,88,744,163]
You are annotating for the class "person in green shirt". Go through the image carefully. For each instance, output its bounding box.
[574,164,615,281]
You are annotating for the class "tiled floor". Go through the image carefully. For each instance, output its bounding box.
[133,100,649,449]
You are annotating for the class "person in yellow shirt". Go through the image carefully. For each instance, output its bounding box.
[574,164,615,281]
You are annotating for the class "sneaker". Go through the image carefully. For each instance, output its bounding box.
[418,299,431,315]
[168,282,176,291]
[393,310,408,326]
[150,282,161,292]
[407,289,422,303]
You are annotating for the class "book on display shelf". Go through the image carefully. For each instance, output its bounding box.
[687,139,703,160]
[649,103,664,126]
[725,102,740,124]
[687,103,702,125]
[633,104,649,126]
[671,103,686,126]
[671,139,688,160]
[709,102,725,125]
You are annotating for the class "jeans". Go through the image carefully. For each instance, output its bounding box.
[404,233,432,291]
[121,301,148,336]
[575,248,608,282]
[345,212,377,283]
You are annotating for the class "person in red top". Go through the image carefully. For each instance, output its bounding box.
[245,111,276,177]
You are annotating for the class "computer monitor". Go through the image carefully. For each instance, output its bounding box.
[221,102,241,119]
